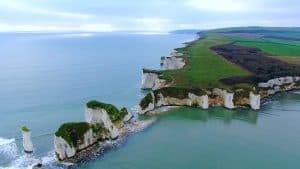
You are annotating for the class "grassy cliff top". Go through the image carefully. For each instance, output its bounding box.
[86,100,128,123]
[160,27,300,90]
[55,122,91,147]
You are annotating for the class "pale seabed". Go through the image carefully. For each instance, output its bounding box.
[0,32,300,169]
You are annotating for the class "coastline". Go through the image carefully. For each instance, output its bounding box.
[57,118,156,165]
[55,30,300,165]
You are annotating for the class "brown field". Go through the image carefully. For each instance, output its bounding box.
[271,56,300,65]
[210,44,300,85]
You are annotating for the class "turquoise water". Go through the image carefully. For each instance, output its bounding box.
[0,32,195,168]
[0,32,300,169]
[81,93,300,169]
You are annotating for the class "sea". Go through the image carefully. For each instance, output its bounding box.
[0,32,299,169]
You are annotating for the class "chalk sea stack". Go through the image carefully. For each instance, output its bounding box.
[21,126,33,153]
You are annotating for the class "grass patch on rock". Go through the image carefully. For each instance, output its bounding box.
[55,122,91,147]
[86,100,127,123]
[139,92,153,110]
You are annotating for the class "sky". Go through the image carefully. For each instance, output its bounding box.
[0,0,299,32]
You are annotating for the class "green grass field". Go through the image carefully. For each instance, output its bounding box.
[160,27,300,90]
[216,27,300,56]
[162,34,249,89]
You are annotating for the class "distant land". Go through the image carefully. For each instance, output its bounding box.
[140,27,300,114]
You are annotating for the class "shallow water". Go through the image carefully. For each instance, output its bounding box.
[80,92,300,169]
[0,32,300,169]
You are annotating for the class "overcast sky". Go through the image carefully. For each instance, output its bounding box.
[0,0,299,32]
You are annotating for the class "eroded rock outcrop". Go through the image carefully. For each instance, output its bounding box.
[85,108,120,139]
[139,87,262,114]
[139,88,210,114]
[54,122,109,161]
[211,88,234,109]
[54,100,129,161]
[141,69,167,90]
[250,92,260,110]
[258,76,300,98]
[161,56,185,70]
[21,126,33,153]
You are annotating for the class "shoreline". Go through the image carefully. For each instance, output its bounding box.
[55,116,156,166]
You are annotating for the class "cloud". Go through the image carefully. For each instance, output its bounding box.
[0,23,118,32]
[1,0,92,19]
[185,0,255,12]
[133,18,172,31]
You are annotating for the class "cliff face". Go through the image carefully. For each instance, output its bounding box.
[54,101,130,161]
[54,124,109,161]
[211,88,234,109]
[22,130,33,153]
[258,76,300,98]
[139,76,300,114]
[141,72,166,90]
[85,108,120,139]
[139,87,261,114]
[162,56,185,70]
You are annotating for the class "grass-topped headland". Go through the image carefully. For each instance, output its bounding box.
[55,122,91,147]
[55,122,109,148]
[86,100,128,123]
[154,27,300,91]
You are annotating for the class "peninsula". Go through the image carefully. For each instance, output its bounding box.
[53,27,300,163]
[140,27,300,114]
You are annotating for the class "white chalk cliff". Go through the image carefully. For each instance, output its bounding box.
[250,92,260,110]
[258,76,299,88]
[212,88,235,109]
[54,128,104,161]
[22,130,33,153]
[85,108,119,139]
[139,87,265,114]
[162,56,185,70]
[141,72,166,90]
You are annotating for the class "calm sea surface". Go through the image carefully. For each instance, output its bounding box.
[0,32,299,169]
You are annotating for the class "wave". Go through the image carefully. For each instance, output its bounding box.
[0,138,18,160]
[0,137,61,169]
[1,151,61,169]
